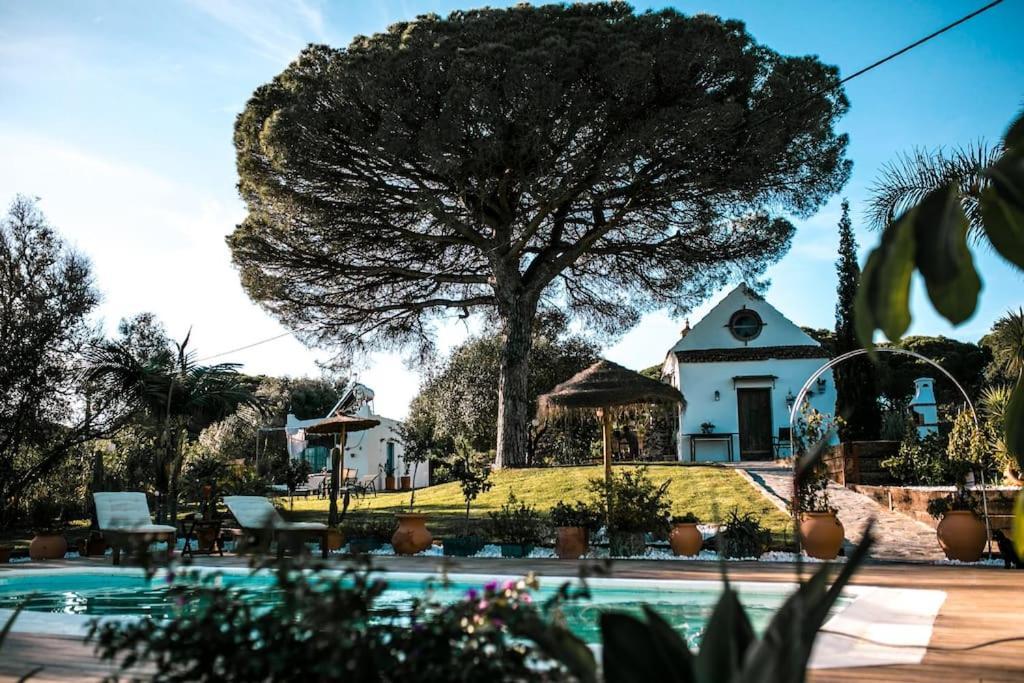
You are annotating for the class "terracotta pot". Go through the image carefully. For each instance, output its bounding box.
[0,546,12,563]
[400,476,412,491]
[29,533,68,561]
[325,527,345,551]
[669,523,702,557]
[201,484,213,500]
[800,512,845,560]
[392,513,433,555]
[936,510,986,562]
[385,475,396,491]
[555,527,588,559]
[609,531,646,557]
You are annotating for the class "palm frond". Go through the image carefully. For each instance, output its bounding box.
[866,141,1002,237]
[988,307,1024,378]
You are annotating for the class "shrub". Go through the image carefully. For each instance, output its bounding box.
[716,510,771,559]
[549,501,601,530]
[29,498,64,534]
[881,431,950,485]
[671,512,700,524]
[487,492,544,546]
[588,467,670,535]
[926,490,980,519]
[343,516,397,541]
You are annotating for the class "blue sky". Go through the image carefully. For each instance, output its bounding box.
[1,0,1021,418]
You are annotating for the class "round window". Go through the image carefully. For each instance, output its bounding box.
[728,309,763,341]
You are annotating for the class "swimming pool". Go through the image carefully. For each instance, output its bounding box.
[0,567,946,669]
[0,568,822,648]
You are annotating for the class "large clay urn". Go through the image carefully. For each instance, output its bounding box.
[555,527,588,559]
[392,513,433,555]
[325,527,345,551]
[800,512,845,560]
[936,510,986,562]
[669,523,702,557]
[29,533,68,561]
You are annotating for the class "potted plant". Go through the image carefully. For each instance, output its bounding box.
[716,510,771,559]
[589,467,670,557]
[400,461,412,491]
[792,403,845,560]
[488,491,544,558]
[669,512,703,557]
[344,517,395,555]
[700,421,715,435]
[444,441,492,557]
[929,491,986,562]
[382,461,397,492]
[28,498,68,561]
[549,501,600,559]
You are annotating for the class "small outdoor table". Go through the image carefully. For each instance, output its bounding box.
[687,433,735,462]
[181,515,225,558]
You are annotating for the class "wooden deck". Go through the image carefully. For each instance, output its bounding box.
[2,555,1022,682]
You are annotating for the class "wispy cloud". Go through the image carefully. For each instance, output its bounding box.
[184,0,327,63]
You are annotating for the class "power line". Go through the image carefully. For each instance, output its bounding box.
[191,0,1004,364]
[195,329,302,362]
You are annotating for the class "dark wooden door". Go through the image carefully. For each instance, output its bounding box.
[737,388,773,460]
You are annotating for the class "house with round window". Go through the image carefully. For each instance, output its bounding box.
[661,284,835,462]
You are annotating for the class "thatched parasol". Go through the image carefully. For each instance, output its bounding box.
[537,359,685,488]
[305,414,380,527]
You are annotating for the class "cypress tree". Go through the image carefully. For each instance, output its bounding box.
[834,200,881,440]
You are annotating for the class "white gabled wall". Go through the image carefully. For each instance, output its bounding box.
[669,284,836,462]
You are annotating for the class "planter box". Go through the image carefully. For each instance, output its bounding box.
[824,441,899,486]
[444,536,486,557]
[500,543,534,558]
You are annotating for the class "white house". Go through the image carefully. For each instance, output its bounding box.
[661,284,836,462]
[284,382,428,489]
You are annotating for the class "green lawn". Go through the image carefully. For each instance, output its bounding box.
[283,464,793,539]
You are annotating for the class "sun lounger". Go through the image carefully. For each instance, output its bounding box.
[222,496,329,558]
[93,492,177,565]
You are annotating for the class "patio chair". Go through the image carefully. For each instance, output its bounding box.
[222,495,329,558]
[93,492,177,566]
[351,474,378,498]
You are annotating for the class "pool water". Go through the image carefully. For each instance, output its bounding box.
[0,570,849,648]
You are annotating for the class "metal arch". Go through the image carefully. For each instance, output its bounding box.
[787,347,991,555]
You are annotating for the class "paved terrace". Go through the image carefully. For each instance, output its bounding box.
[737,463,949,563]
[2,554,1022,682]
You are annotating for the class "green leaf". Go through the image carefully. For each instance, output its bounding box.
[853,250,881,352]
[864,209,917,341]
[600,612,694,683]
[1004,112,1024,150]
[912,185,981,325]
[981,152,1024,270]
[1005,374,1024,476]
[695,585,754,683]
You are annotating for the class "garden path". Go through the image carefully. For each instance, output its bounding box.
[737,463,948,563]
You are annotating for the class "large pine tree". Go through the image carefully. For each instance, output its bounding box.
[834,200,881,440]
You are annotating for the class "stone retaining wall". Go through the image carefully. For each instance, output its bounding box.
[850,483,1019,532]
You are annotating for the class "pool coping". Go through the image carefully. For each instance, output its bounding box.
[0,566,946,670]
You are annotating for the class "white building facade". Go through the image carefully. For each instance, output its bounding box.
[661,285,836,462]
[284,383,428,489]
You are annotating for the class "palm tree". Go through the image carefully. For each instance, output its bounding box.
[984,308,1024,382]
[86,332,261,523]
[866,142,1002,237]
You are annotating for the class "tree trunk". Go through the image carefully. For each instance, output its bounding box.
[495,302,537,468]
[166,429,186,529]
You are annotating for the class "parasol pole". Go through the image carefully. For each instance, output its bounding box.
[600,407,613,525]
[328,427,347,527]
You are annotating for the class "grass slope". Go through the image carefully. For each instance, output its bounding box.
[284,465,792,538]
